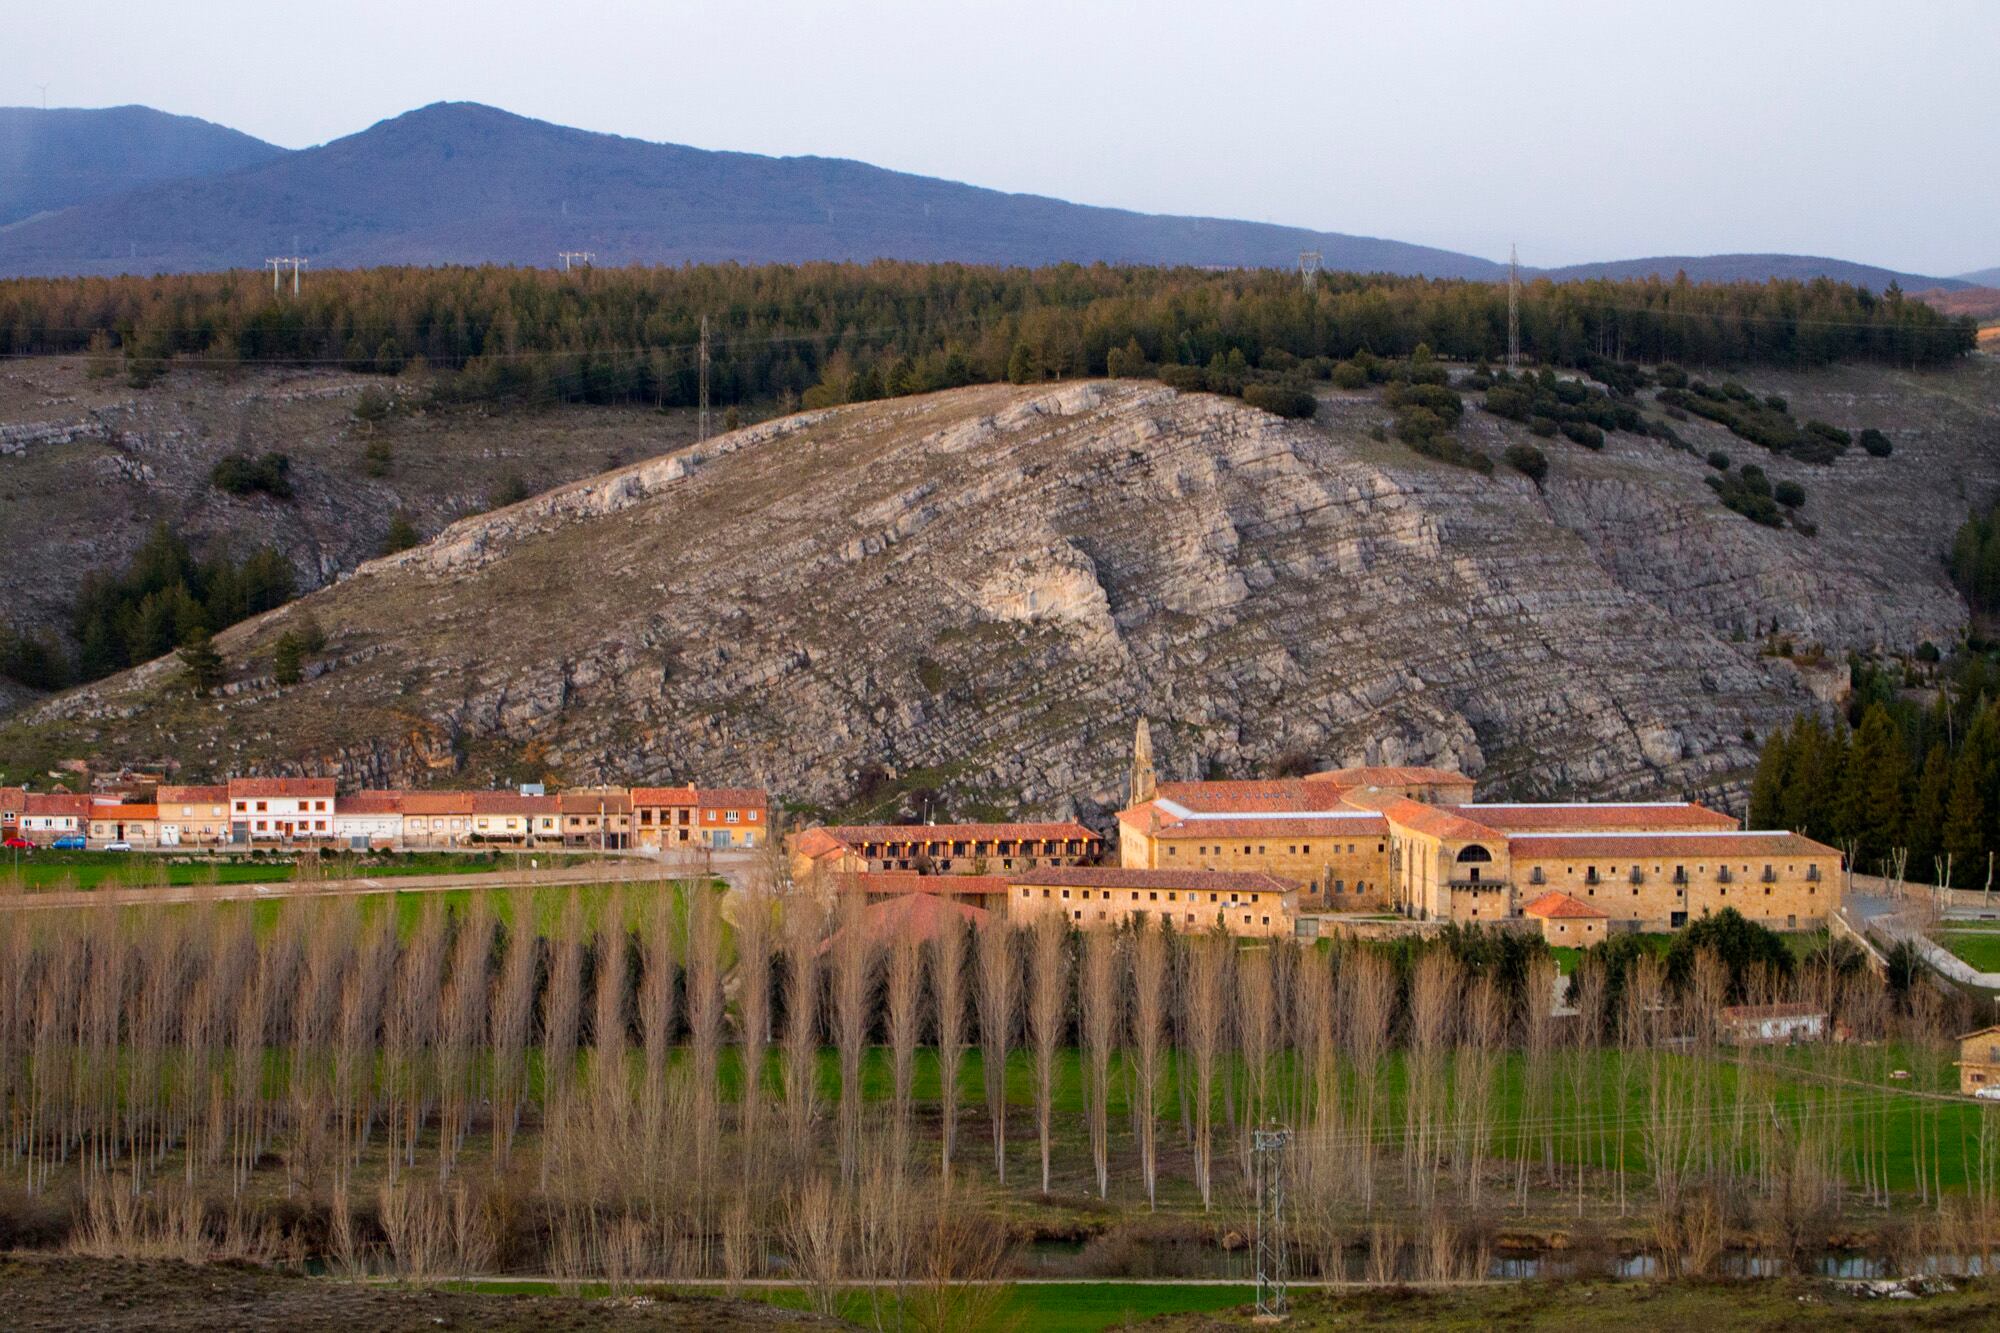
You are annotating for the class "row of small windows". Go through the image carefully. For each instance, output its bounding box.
[1022,887,1264,904]
[1168,842,1383,857]
[1072,908,1273,927]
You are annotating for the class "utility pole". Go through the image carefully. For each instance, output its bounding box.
[1252,1127,1291,1318]
[1506,243,1521,372]
[698,313,711,442]
[557,250,595,272]
[265,256,307,296]
[1298,250,1321,295]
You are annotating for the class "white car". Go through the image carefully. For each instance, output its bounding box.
[1976,1087,2000,1102]
[104,842,133,852]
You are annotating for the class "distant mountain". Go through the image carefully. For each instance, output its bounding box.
[1958,266,2000,287]
[0,102,1967,291]
[0,105,284,227]
[0,102,1507,279]
[1542,252,1964,292]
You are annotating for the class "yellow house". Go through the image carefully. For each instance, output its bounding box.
[1521,889,1608,945]
[88,804,159,847]
[155,784,231,847]
[1956,1026,2000,1095]
[1007,867,1299,936]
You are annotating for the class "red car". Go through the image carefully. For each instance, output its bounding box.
[2,837,29,850]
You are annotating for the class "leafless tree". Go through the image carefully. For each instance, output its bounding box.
[1183,931,1226,1210]
[1129,920,1168,1208]
[1079,926,1119,1198]
[1027,913,1070,1195]
[931,916,967,1181]
[976,920,1017,1182]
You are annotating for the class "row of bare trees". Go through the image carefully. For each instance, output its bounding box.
[0,882,1992,1280]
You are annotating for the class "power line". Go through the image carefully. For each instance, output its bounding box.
[1252,1126,1291,1318]
[263,256,307,297]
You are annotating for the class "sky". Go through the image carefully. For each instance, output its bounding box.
[14,0,1999,276]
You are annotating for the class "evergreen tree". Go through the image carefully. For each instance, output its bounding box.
[272,632,304,687]
[1838,704,1908,869]
[177,630,224,697]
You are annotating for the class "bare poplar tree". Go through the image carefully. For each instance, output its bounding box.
[886,918,922,1163]
[1079,926,1119,1199]
[976,921,1018,1183]
[734,879,774,1192]
[1129,920,1168,1208]
[782,896,824,1166]
[932,915,967,1180]
[1342,946,1394,1212]
[489,885,540,1172]
[1183,931,1226,1210]
[1027,913,1070,1195]
[540,897,585,1192]
[1234,943,1275,1185]
[830,894,873,1185]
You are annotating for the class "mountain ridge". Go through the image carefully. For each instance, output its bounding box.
[0,104,283,227]
[0,101,1966,291]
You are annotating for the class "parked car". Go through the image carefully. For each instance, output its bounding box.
[1977,1086,2000,1102]
[104,841,133,852]
[50,835,86,850]
[1,836,29,850]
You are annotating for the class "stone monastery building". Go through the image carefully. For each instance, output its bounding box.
[1115,725,1841,933]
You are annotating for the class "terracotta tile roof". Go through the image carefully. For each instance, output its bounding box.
[1507,831,1838,859]
[1522,890,1609,919]
[0,786,25,815]
[1314,765,1474,788]
[335,793,404,816]
[1450,802,1738,833]
[1153,779,1350,813]
[630,785,701,807]
[560,791,631,815]
[822,893,990,951]
[92,804,158,820]
[1146,815,1389,840]
[1373,797,1500,843]
[471,792,559,816]
[227,777,335,799]
[696,787,767,809]
[792,826,852,860]
[1008,867,1299,894]
[811,822,1099,845]
[157,784,228,803]
[25,793,95,817]
[398,791,475,816]
[853,872,1011,897]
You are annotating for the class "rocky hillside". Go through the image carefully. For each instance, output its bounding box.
[0,357,698,659]
[10,360,2000,818]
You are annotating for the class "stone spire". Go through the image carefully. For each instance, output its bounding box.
[1129,715,1157,807]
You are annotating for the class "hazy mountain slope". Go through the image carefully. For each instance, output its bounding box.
[1541,252,1962,292]
[15,361,1998,813]
[0,106,284,227]
[1958,266,2000,287]
[0,102,1506,279]
[0,356,699,661]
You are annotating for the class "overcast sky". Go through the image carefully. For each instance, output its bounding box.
[16,0,1998,275]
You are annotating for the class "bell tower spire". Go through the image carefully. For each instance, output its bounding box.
[1129,715,1157,807]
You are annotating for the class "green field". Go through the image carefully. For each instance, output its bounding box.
[1937,930,2000,972]
[0,848,600,892]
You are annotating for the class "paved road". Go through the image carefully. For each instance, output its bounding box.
[0,850,762,912]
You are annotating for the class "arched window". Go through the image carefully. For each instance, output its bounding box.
[1456,844,1493,863]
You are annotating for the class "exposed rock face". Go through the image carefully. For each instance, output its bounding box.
[16,362,2000,820]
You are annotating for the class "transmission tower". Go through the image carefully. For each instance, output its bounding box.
[1252,1127,1291,1318]
[264,256,307,296]
[557,250,595,272]
[1298,250,1321,295]
[697,313,711,442]
[1506,243,1521,372]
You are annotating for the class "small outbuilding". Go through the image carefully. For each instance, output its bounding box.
[1521,890,1609,946]
[1718,1002,1827,1047]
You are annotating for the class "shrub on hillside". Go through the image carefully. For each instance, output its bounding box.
[1241,383,1317,419]
[1859,427,1893,457]
[1329,360,1369,390]
[210,452,294,500]
[1559,420,1605,450]
[1504,443,1548,484]
[1774,479,1807,508]
[1706,450,1731,470]
[1529,415,1558,437]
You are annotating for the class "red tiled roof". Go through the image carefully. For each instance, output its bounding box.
[1142,814,1389,840]
[823,893,991,950]
[1450,803,1738,833]
[25,793,95,817]
[811,822,1099,845]
[157,784,228,803]
[91,804,158,821]
[696,787,767,809]
[1153,779,1350,813]
[793,826,852,860]
[471,792,559,816]
[398,792,475,816]
[228,777,335,799]
[560,790,631,814]
[630,785,701,807]
[335,793,403,816]
[1522,890,1609,920]
[853,872,1011,897]
[1008,867,1299,894]
[1371,797,1498,843]
[1315,765,1473,788]
[1507,831,1838,859]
